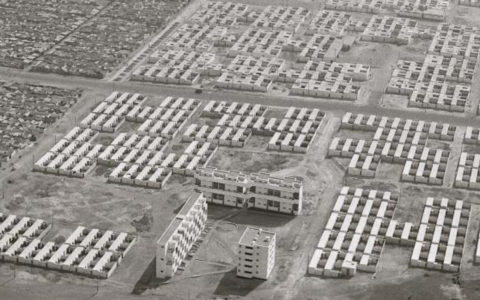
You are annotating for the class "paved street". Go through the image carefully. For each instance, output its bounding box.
[1,67,480,128]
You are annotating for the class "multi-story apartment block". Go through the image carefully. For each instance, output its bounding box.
[237,227,276,280]
[195,167,303,215]
[195,168,249,208]
[156,193,208,279]
[247,173,303,214]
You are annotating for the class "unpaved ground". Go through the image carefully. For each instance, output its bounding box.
[2,1,480,300]
[2,78,480,300]
[0,88,345,300]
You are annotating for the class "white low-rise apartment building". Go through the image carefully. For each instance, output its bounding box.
[195,168,249,208]
[156,193,208,279]
[237,227,276,280]
[247,173,303,215]
[195,167,303,215]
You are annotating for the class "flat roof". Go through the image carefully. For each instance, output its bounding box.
[239,226,275,248]
[157,192,203,245]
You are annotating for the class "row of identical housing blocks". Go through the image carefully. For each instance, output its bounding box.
[381,198,469,272]
[306,10,366,37]
[429,24,480,62]
[130,2,369,101]
[103,134,174,189]
[217,53,365,100]
[41,226,135,278]
[387,24,479,112]
[222,7,363,99]
[459,0,480,7]
[222,27,291,92]
[329,112,454,185]
[81,92,147,132]
[97,96,218,187]
[162,23,228,51]
[132,2,464,103]
[360,16,419,45]
[477,225,480,263]
[385,198,470,272]
[34,92,178,178]
[191,1,248,26]
[132,2,361,101]
[186,101,324,153]
[327,0,448,21]
[249,5,310,33]
[156,193,207,279]
[130,2,281,91]
[387,56,472,112]
[195,167,303,215]
[216,72,274,93]
[165,23,227,51]
[106,140,217,188]
[285,34,344,62]
[131,49,218,85]
[134,2,452,102]
[383,0,449,21]
[218,55,282,92]
[460,128,480,191]
[326,0,384,13]
[308,188,471,277]
[131,19,229,83]
[184,101,267,147]
[463,126,480,145]
[0,213,135,278]
[281,9,368,100]
[460,128,480,262]
[34,92,215,188]
[33,127,100,178]
[454,150,480,190]
[410,198,470,272]
[266,107,324,152]
[308,187,398,277]
[218,65,362,99]
[227,27,292,57]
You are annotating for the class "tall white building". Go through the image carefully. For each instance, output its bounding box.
[195,167,303,215]
[156,193,207,279]
[237,227,276,280]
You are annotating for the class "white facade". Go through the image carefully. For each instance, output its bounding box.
[195,167,303,215]
[476,229,480,263]
[195,168,249,208]
[156,193,208,279]
[237,227,276,280]
[247,173,303,215]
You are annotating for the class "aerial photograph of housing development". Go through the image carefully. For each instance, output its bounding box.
[1,0,480,299]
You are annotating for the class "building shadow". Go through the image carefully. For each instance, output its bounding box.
[207,204,242,220]
[213,269,264,297]
[131,257,169,295]
[226,209,294,228]
[173,201,185,214]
